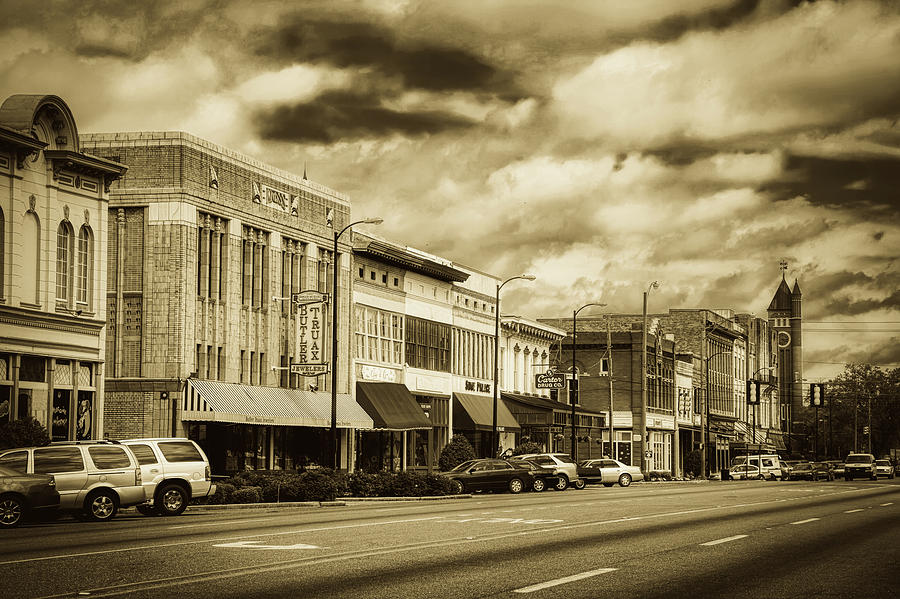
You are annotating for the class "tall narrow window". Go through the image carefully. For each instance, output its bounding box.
[0,208,4,299]
[76,225,93,306]
[56,222,73,301]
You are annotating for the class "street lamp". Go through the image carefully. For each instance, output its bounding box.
[640,281,659,476]
[492,274,535,458]
[331,217,383,470]
[702,349,731,478]
[571,302,606,461]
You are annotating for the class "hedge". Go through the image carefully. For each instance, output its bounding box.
[203,468,454,504]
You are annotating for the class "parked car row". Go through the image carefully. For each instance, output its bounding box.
[0,437,214,528]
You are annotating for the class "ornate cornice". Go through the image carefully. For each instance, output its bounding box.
[0,125,47,168]
[0,306,104,336]
[44,149,127,192]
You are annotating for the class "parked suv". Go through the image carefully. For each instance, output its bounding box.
[844,453,878,481]
[119,438,215,516]
[0,441,144,521]
[730,454,784,480]
[516,453,584,490]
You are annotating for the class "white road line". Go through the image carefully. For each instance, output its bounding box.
[700,535,748,546]
[790,518,820,525]
[844,509,863,513]
[513,568,618,593]
[169,517,273,530]
[881,502,894,506]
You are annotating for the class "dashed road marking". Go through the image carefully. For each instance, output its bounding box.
[513,568,618,593]
[844,509,863,513]
[881,502,894,506]
[700,535,748,546]
[790,518,820,525]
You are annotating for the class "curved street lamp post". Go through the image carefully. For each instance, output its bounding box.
[571,302,606,462]
[331,217,382,470]
[491,274,535,458]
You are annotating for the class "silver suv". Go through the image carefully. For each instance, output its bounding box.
[119,438,215,516]
[0,441,145,521]
[516,453,584,490]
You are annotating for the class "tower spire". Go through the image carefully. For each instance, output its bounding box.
[779,259,788,280]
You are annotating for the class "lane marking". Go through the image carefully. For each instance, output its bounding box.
[700,535,748,546]
[513,568,618,593]
[213,541,320,550]
[881,503,894,506]
[844,509,863,513]
[790,518,820,525]
[169,517,273,530]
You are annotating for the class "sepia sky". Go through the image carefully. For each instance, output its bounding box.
[2,0,898,380]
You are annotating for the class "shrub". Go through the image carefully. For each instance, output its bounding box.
[0,417,51,450]
[685,450,702,477]
[422,473,453,496]
[296,469,338,501]
[438,434,476,471]
[206,483,235,505]
[512,441,543,456]
[231,486,261,504]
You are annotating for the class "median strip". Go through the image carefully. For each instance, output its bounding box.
[513,568,618,593]
[700,534,748,546]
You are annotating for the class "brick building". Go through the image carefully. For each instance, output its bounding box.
[1,95,126,440]
[80,131,372,472]
[767,274,803,454]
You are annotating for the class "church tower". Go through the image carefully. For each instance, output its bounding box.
[767,261,803,454]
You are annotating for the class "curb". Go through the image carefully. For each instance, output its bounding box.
[122,494,473,514]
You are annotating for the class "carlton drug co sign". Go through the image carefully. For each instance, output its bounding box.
[292,299,328,377]
[535,371,565,389]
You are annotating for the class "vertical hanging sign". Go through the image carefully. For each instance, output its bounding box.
[291,290,330,377]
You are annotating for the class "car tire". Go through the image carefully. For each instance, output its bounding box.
[0,494,25,528]
[554,475,569,491]
[84,489,118,522]
[137,504,158,517]
[508,478,524,494]
[450,479,465,495]
[756,474,765,480]
[618,473,632,487]
[156,484,189,516]
[573,479,586,490]
[532,478,546,492]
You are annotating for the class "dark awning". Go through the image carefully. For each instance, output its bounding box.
[356,382,432,431]
[453,393,520,432]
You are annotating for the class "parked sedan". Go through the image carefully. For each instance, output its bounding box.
[440,459,537,494]
[578,458,644,487]
[787,462,830,481]
[729,464,766,480]
[507,458,563,492]
[875,459,895,479]
[827,460,845,478]
[0,465,60,528]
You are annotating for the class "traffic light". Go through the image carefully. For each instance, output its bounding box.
[746,380,761,405]
[809,383,825,407]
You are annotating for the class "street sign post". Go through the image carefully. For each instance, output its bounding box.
[535,371,565,389]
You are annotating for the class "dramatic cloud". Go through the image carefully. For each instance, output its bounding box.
[1,0,898,378]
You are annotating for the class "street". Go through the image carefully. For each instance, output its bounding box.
[3,479,899,599]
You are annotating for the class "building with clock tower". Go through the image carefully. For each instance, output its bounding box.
[767,264,803,454]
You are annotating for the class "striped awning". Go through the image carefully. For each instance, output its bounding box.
[183,379,374,429]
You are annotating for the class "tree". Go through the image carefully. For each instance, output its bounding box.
[0,417,51,450]
[438,434,476,472]
[818,364,900,459]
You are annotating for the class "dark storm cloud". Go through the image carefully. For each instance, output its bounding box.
[761,154,900,209]
[253,91,475,143]
[642,0,764,43]
[825,289,900,316]
[251,14,513,94]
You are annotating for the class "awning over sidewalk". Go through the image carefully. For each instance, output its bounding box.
[356,382,432,431]
[453,393,520,432]
[767,431,787,451]
[183,379,374,429]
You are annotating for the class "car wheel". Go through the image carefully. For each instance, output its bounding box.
[573,479,586,490]
[532,478,546,492]
[450,479,465,495]
[84,489,119,522]
[0,494,25,528]
[554,475,569,491]
[508,478,524,494]
[156,484,189,516]
[136,504,158,517]
[756,474,765,480]
[618,473,632,487]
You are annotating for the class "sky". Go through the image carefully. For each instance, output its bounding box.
[1,0,898,381]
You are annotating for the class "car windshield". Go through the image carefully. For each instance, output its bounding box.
[846,455,873,463]
[875,460,890,466]
[794,463,813,470]
[448,460,478,473]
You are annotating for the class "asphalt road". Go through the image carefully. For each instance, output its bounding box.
[3,478,899,599]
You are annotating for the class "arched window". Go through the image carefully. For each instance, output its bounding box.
[56,221,74,301]
[77,225,93,306]
[22,211,40,304]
